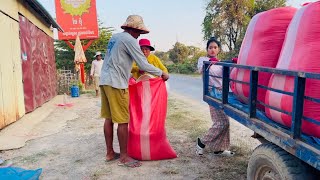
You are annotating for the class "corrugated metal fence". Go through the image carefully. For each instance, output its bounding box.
[0,12,25,129]
[19,15,57,113]
[0,13,57,129]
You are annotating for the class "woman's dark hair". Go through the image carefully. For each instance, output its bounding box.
[206,37,221,50]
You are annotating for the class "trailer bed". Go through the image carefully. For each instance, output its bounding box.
[202,61,320,171]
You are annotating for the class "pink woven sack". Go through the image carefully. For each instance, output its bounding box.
[128,76,177,160]
[265,2,320,138]
[231,7,297,107]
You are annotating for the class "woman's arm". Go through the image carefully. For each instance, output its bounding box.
[197,57,206,74]
[153,55,168,73]
[90,61,95,76]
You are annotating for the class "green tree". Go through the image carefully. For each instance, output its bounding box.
[202,0,285,57]
[54,25,114,73]
[166,43,207,74]
[202,0,254,53]
[168,42,189,63]
[154,51,170,63]
[254,0,286,14]
[185,45,206,61]
[82,27,114,71]
[54,41,75,71]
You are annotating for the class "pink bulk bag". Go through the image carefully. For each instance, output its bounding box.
[230,7,297,107]
[128,76,177,160]
[265,2,320,138]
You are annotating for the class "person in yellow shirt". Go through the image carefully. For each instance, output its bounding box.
[132,39,168,79]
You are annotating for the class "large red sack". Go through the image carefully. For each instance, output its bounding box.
[230,7,297,106]
[265,2,320,138]
[128,77,177,160]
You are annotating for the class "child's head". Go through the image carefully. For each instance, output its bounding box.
[206,37,221,58]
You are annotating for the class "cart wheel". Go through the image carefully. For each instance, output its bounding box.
[247,142,316,180]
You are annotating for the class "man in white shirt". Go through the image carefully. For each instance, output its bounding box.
[90,51,103,97]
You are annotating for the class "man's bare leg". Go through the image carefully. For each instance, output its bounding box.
[118,123,141,167]
[104,119,116,160]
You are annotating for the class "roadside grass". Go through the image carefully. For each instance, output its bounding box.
[166,97,251,179]
[80,89,96,96]
[91,169,112,180]
[166,98,207,139]
[188,73,201,78]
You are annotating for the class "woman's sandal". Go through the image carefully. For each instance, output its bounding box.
[213,150,235,157]
[196,138,205,155]
[196,145,204,155]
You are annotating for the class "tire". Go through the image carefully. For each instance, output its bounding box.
[247,142,317,180]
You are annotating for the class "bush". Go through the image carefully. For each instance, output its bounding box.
[167,61,197,74]
[218,51,238,61]
[167,64,178,73]
[179,63,196,74]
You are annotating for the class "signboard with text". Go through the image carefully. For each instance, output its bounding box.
[55,0,99,40]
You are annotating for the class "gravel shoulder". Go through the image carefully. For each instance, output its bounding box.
[0,92,260,179]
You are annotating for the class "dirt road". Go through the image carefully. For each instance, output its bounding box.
[0,92,260,179]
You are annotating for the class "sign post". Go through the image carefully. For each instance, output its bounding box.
[55,0,99,86]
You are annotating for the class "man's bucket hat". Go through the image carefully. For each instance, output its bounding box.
[121,15,149,34]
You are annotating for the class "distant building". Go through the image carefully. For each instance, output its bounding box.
[0,0,62,129]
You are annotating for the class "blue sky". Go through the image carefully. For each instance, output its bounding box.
[39,0,318,51]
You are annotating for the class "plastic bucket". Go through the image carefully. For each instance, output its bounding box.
[70,85,80,97]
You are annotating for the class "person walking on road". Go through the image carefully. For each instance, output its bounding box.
[90,51,104,97]
[99,15,169,168]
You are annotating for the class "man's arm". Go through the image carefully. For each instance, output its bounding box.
[90,61,95,78]
[125,39,162,77]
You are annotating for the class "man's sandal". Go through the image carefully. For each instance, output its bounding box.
[118,160,141,168]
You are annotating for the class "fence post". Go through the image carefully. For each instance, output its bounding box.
[222,66,230,104]
[203,63,209,99]
[249,70,258,118]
